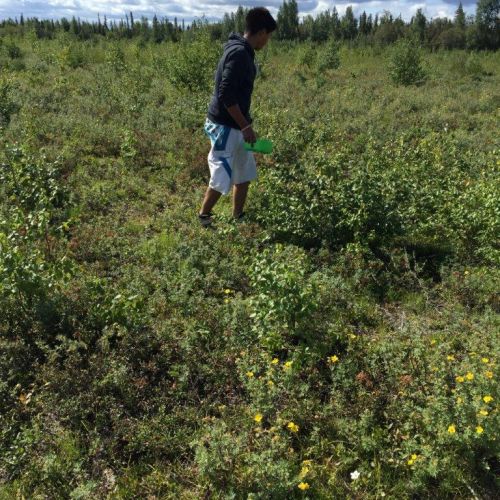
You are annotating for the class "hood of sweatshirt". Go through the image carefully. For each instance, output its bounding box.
[224,32,255,59]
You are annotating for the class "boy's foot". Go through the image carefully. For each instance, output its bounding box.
[198,212,214,228]
[233,211,246,222]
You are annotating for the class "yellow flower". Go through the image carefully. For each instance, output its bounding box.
[476,426,484,434]
[464,270,469,275]
[287,422,299,433]
[447,355,455,361]
[254,413,263,423]
[328,355,339,363]
[302,459,312,466]
[298,482,310,490]
[448,424,456,434]
[481,357,490,364]
[466,372,474,381]
[456,376,465,383]
[246,371,254,378]
[349,333,357,340]
[411,454,418,460]
[407,459,414,465]
[479,409,489,416]
[271,358,279,365]
[224,288,232,294]
[483,395,494,403]
[224,298,230,304]
[267,380,274,386]
[299,465,310,478]
[283,361,293,370]
[457,397,463,404]
[485,371,493,379]
[430,339,437,345]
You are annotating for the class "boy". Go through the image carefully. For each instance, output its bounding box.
[199,7,277,227]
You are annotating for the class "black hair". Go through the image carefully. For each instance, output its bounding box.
[245,7,277,35]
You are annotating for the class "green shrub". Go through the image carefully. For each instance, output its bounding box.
[0,78,18,125]
[317,40,341,72]
[105,43,126,72]
[5,42,22,59]
[389,38,427,86]
[296,43,317,69]
[165,31,220,93]
[193,420,297,497]
[58,43,86,69]
[248,244,318,351]
[463,53,490,80]
[449,52,491,81]
[254,124,497,263]
[0,145,72,308]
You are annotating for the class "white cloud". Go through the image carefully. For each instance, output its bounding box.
[409,3,427,14]
[0,1,475,22]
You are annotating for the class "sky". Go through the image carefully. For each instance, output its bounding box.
[0,1,478,24]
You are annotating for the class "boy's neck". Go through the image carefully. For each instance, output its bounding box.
[243,32,258,50]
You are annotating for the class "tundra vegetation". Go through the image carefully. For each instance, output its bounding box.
[0,2,499,498]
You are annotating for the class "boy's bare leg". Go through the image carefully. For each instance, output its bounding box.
[233,181,250,218]
[200,187,222,215]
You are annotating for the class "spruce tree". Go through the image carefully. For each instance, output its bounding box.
[341,6,357,40]
[235,6,246,35]
[476,0,499,30]
[152,15,162,43]
[359,11,368,36]
[70,16,79,36]
[455,2,466,29]
[331,7,341,39]
[367,14,373,34]
[130,11,134,35]
[474,0,500,49]
[412,8,427,43]
[289,0,299,38]
[277,0,299,40]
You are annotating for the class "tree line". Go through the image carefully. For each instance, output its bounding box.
[0,11,185,43]
[0,1,498,50]
[265,0,498,50]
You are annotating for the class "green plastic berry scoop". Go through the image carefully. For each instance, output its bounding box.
[244,138,273,154]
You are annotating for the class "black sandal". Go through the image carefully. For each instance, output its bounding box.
[198,211,214,228]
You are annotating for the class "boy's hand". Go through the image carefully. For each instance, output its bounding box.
[243,126,257,145]
[225,104,257,144]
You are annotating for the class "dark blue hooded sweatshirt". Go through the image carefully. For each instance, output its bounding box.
[207,32,256,130]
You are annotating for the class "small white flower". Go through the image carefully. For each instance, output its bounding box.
[350,469,360,480]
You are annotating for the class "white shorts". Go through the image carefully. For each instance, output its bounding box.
[204,117,257,195]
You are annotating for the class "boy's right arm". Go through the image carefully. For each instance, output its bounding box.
[218,51,257,144]
[226,104,257,144]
